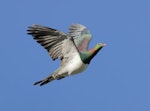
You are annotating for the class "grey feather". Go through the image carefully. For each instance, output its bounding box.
[27,25,67,60]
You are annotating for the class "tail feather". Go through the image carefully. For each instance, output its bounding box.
[33,69,66,86]
[33,80,43,85]
[33,76,55,86]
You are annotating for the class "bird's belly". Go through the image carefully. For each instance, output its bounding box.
[67,54,88,75]
[71,63,88,74]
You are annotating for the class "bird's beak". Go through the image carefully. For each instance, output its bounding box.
[102,44,107,47]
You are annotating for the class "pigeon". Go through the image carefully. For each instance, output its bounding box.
[27,24,106,86]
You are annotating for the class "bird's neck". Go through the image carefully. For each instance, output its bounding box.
[80,45,101,64]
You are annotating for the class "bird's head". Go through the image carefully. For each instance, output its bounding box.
[80,43,106,64]
[95,43,106,50]
[91,43,106,58]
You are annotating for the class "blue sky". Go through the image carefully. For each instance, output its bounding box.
[1,0,150,111]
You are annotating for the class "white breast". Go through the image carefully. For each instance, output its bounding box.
[66,53,89,75]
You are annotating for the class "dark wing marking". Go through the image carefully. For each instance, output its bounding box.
[27,25,67,60]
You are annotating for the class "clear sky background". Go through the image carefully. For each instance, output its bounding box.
[1,0,150,111]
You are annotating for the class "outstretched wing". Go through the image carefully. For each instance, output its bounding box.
[27,25,67,60]
[68,24,92,52]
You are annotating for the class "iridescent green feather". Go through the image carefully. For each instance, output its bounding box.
[80,43,104,64]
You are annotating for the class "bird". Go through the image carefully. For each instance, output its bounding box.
[27,23,106,86]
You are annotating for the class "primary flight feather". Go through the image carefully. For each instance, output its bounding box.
[27,24,106,86]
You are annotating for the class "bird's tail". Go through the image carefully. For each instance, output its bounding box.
[33,75,55,86]
[33,70,59,86]
[33,68,67,86]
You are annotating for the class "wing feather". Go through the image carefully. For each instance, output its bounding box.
[27,25,67,60]
[27,24,87,64]
[68,24,92,52]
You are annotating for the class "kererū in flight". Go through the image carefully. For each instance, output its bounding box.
[27,24,106,86]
